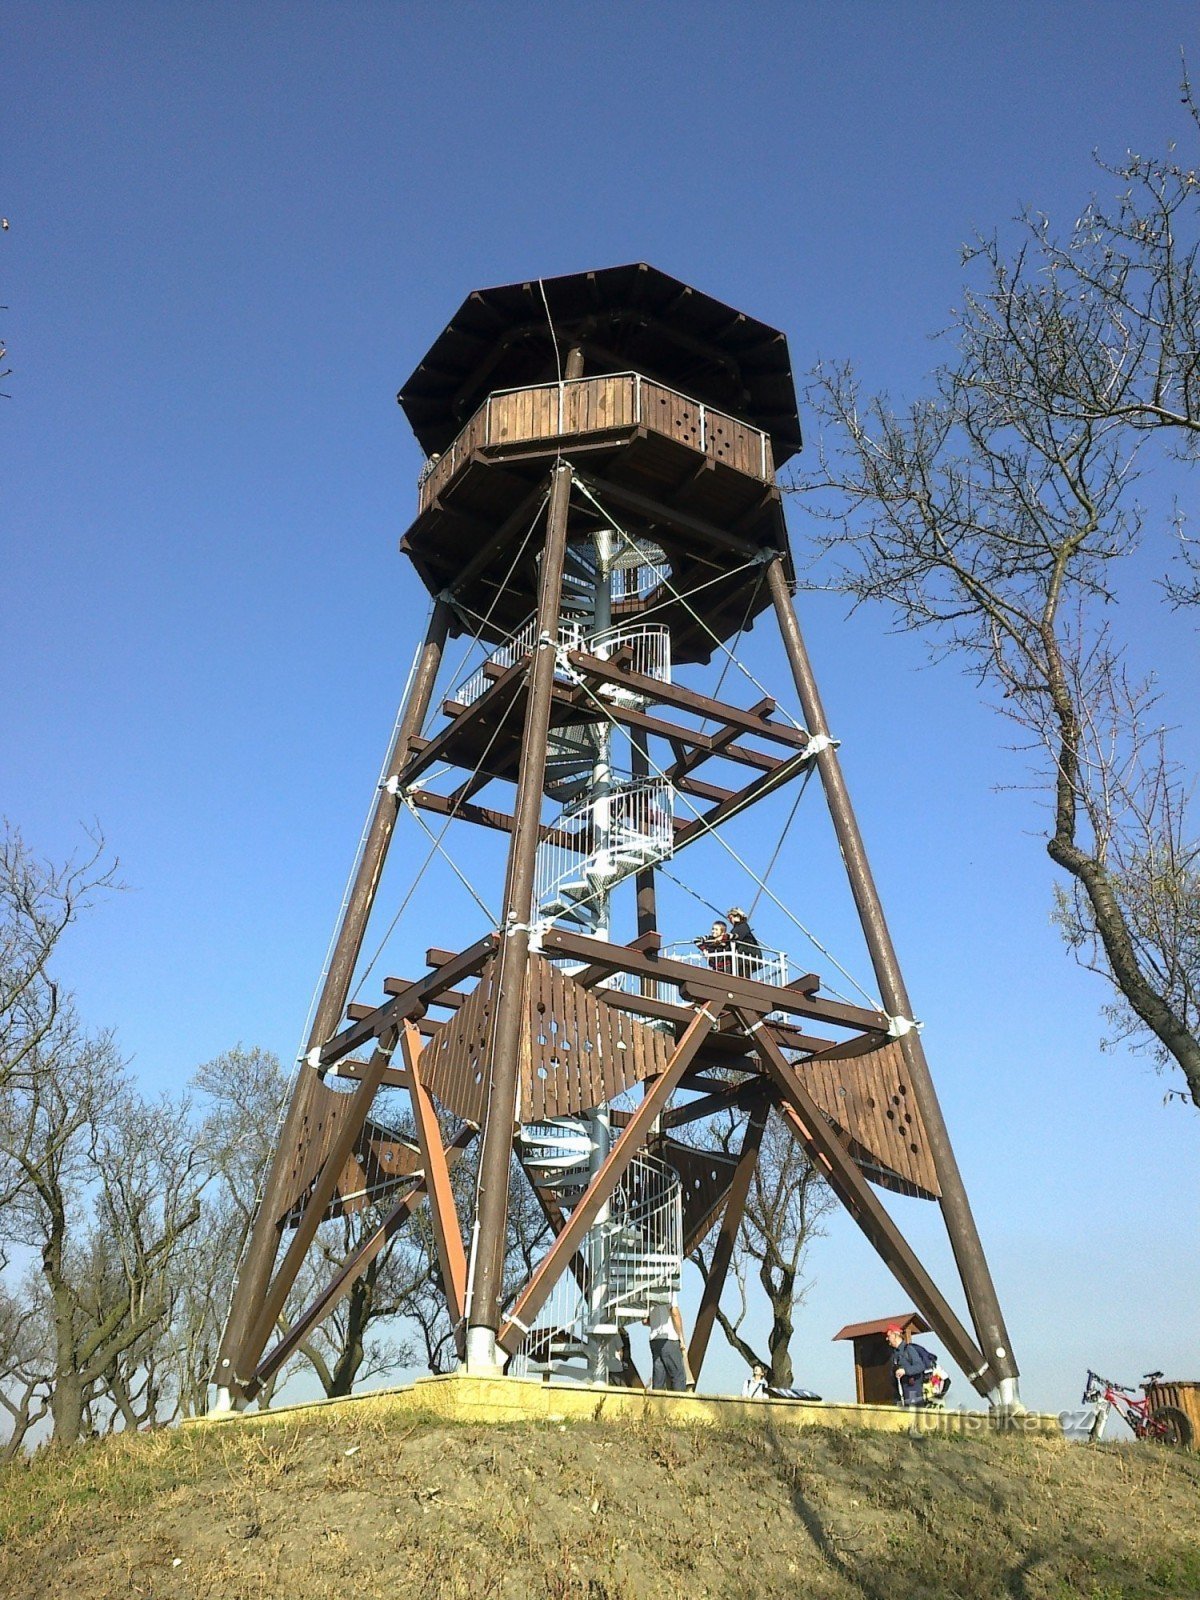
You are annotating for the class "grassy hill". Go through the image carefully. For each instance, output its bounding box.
[1,1401,1198,1599]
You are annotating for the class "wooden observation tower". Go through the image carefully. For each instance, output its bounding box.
[213,264,1021,1409]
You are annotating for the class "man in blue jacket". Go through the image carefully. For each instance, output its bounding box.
[885,1324,936,1407]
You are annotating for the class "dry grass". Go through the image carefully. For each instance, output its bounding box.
[1,1408,1198,1599]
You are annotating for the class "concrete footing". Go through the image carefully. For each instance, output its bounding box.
[192,1373,1063,1438]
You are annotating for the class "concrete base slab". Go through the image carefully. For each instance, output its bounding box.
[191,1373,1063,1439]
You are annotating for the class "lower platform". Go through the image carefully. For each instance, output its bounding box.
[192,1373,1063,1439]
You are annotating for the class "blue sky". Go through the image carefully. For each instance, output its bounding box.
[4,2,1198,1414]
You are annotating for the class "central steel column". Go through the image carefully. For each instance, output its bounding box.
[466,460,574,1372]
[765,554,1020,1406]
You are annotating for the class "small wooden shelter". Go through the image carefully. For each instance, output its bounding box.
[834,1313,930,1405]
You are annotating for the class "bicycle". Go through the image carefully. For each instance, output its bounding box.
[1082,1369,1193,1447]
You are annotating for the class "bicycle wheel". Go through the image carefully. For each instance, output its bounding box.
[1149,1406,1194,1449]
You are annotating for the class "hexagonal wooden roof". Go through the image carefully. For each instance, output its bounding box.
[397,262,803,466]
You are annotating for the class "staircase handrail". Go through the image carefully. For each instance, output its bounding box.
[450,614,586,709]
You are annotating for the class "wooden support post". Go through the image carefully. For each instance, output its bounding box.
[215,597,452,1397]
[402,1021,467,1336]
[740,1010,994,1397]
[240,1029,402,1387]
[251,1123,477,1391]
[687,1095,769,1382]
[497,1005,719,1353]
[467,462,573,1365]
[764,555,1018,1399]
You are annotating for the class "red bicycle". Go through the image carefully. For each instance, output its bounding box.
[1082,1370,1193,1447]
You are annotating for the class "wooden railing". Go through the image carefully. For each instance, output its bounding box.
[417,372,775,512]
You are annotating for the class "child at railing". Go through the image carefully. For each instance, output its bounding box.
[696,920,732,973]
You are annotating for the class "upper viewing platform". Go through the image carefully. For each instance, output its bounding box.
[415,370,775,516]
[395,265,802,661]
[398,262,802,466]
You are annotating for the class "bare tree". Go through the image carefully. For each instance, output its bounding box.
[690,1111,834,1387]
[0,822,118,1102]
[0,1037,204,1443]
[799,94,1200,1107]
[0,1276,51,1458]
[289,1216,420,1398]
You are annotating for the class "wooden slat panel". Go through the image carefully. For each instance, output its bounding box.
[794,1037,940,1199]
[503,954,671,1118]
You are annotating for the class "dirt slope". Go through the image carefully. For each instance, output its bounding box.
[1,1406,1198,1599]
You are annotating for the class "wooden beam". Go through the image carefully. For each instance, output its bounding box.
[319,936,497,1067]
[255,1182,424,1388]
[402,1022,467,1336]
[688,1097,770,1381]
[444,477,550,596]
[242,1028,402,1384]
[395,656,528,792]
[330,1058,410,1090]
[565,650,808,750]
[539,927,890,1035]
[497,1004,720,1352]
[251,1125,476,1390]
[384,978,468,1008]
[406,786,577,848]
[674,748,813,847]
[739,1011,992,1395]
[663,1078,766,1128]
[574,471,761,559]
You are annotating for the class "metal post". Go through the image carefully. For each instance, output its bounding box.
[764,556,1020,1406]
[631,734,659,950]
[213,596,452,1399]
[466,462,574,1373]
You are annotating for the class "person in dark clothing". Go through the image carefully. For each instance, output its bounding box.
[885,1324,936,1407]
[726,907,763,977]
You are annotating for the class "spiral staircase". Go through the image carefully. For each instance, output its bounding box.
[510,1124,683,1381]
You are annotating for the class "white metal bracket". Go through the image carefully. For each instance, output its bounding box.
[887,1014,923,1039]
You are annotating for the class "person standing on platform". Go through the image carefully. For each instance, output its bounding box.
[727,907,763,978]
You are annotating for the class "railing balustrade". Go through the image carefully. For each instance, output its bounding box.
[418,371,773,510]
[535,776,676,923]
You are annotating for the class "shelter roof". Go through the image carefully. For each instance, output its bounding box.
[832,1314,930,1341]
[397,262,802,466]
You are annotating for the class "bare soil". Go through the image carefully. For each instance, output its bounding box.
[1,1406,1198,1599]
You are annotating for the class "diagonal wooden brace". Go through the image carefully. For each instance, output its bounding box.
[402,1020,468,1337]
[497,1004,720,1354]
[738,1011,994,1396]
[250,1122,477,1395]
[686,1091,770,1382]
[240,1028,402,1383]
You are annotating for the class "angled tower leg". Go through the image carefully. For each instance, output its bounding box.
[466,460,574,1371]
[765,557,1019,1405]
[240,1029,402,1397]
[214,597,452,1402]
[687,1094,769,1382]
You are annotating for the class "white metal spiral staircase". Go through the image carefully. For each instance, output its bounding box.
[511,1124,683,1381]
[447,529,687,1382]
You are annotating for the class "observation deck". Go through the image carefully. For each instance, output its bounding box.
[396,263,800,663]
[416,372,775,515]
